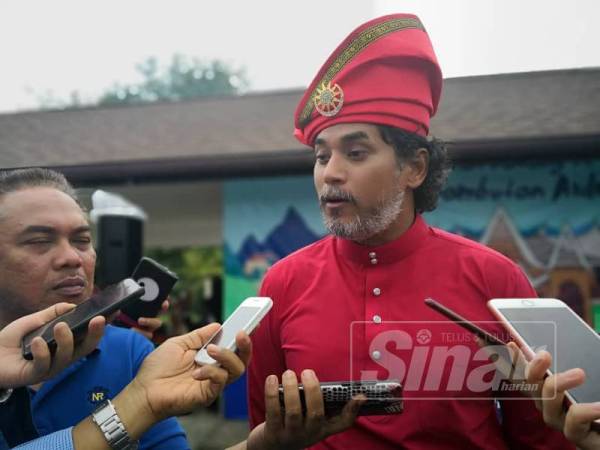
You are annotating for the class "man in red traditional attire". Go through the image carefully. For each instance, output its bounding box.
[247,13,575,449]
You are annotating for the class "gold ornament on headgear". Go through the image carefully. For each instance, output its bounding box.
[313,81,344,117]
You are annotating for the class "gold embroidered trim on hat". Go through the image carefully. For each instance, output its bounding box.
[314,81,344,117]
[299,17,424,127]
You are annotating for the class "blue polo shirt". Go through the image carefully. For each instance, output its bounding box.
[29,325,189,450]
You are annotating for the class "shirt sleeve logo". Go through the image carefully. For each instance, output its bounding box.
[87,386,110,405]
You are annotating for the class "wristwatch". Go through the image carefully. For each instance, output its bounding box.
[91,399,139,450]
[0,388,13,403]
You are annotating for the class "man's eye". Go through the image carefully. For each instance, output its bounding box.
[315,153,330,164]
[348,149,367,159]
[25,239,51,245]
[73,237,91,245]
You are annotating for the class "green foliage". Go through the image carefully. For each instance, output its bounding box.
[145,246,223,326]
[98,55,248,106]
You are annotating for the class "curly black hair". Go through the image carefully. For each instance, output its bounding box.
[377,125,452,213]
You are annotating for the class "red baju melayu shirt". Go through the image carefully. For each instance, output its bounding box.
[248,215,573,449]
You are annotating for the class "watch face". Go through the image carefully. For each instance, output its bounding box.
[0,388,13,403]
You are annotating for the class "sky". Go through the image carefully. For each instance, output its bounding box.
[0,0,598,113]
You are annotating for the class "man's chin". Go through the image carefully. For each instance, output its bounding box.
[325,219,368,241]
[49,289,90,305]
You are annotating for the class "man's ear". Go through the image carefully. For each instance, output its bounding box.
[405,148,429,189]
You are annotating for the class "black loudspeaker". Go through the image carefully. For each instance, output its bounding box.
[96,216,143,287]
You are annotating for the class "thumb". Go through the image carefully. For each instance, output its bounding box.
[169,323,222,351]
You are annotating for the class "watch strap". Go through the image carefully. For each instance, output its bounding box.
[92,399,138,450]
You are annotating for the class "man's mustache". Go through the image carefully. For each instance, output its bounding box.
[319,186,357,205]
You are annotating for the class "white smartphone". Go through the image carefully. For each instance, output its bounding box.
[488,298,600,404]
[195,296,273,366]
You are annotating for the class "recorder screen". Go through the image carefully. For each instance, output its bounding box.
[499,307,600,403]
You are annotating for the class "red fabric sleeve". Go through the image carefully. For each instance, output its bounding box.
[497,264,575,449]
[247,267,287,429]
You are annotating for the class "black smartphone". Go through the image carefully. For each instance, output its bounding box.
[21,278,144,360]
[278,380,403,416]
[118,257,178,324]
[424,297,507,346]
[424,297,526,383]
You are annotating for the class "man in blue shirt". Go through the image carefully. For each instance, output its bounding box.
[0,168,188,448]
[0,301,252,450]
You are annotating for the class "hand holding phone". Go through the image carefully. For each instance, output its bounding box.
[118,257,179,326]
[488,298,600,406]
[195,297,272,366]
[1,303,105,388]
[21,278,144,360]
[278,379,403,417]
[526,351,600,442]
[247,369,364,450]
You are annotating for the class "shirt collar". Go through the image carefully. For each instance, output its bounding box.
[336,214,430,265]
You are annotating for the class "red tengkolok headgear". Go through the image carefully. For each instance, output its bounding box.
[294,14,442,146]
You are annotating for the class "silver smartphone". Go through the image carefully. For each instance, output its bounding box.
[195,296,273,366]
[488,298,600,405]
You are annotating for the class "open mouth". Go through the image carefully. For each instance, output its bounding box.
[324,198,348,207]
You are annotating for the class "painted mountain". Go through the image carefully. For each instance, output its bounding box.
[227,207,322,279]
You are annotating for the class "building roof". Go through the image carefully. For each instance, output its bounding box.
[1,68,599,185]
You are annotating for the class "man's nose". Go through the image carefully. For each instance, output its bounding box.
[322,152,347,185]
[53,240,83,268]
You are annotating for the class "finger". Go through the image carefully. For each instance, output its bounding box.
[525,350,552,383]
[49,322,75,375]
[235,331,252,368]
[564,402,600,443]
[53,303,77,316]
[541,369,585,430]
[193,364,228,398]
[301,369,325,436]
[328,394,365,434]
[72,316,105,360]
[137,317,162,333]
[161,300,169,313]
[473,335,484,348]
[525,349,552,406]
[504,341,530,381]
[176,323,221,351]
[4,303,75,343]
[207,345,245,383]
[264,375,283,434]
[28,336,52,380]
[282,370,303,433]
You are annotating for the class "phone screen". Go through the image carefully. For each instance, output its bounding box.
[208,306,262,348]
[22,279,143,357]
[497,306,600,403]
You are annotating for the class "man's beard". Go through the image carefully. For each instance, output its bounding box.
[319,182,405,242]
